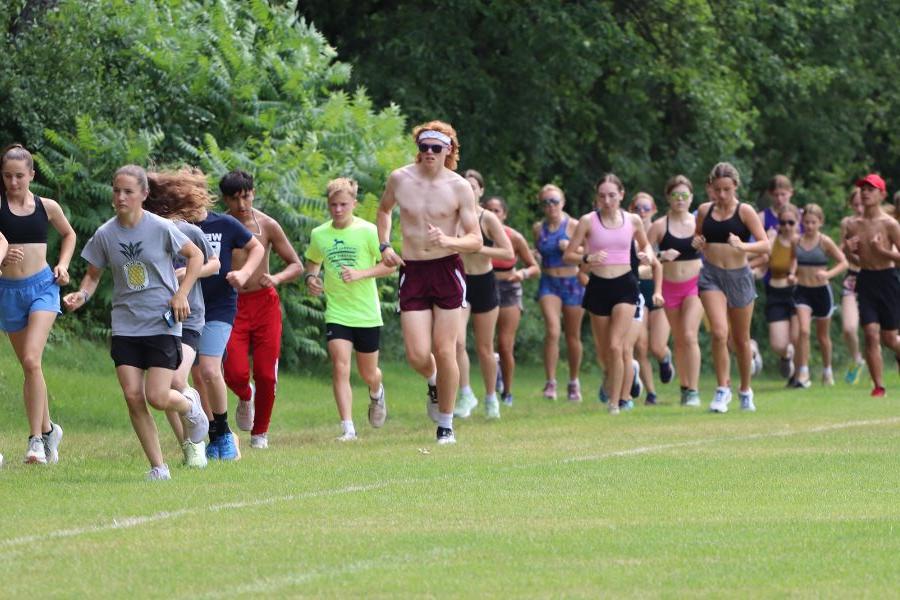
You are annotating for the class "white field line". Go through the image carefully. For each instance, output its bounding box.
[2,417,898,550]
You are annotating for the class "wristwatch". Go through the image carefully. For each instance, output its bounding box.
[379,242,391,253]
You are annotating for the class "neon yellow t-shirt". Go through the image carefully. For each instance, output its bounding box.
[305,217,383,327]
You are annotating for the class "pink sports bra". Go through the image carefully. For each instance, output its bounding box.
[587,210,633,265]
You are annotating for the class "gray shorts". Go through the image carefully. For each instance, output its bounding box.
[698,262,756,308]
[497,279,523,310]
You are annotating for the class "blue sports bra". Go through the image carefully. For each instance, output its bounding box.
[537,217,569,268]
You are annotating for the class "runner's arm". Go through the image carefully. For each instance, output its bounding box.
[438,182,482,253]
[45,199,77,285]
[62,263,103,311]
[512,230,540,280]
[479,210,514,261]
[264,220,304,285]
[820,235,848,280]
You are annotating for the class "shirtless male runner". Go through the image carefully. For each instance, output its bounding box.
[222,170,304,449]
[843,173,900,397]
[377,120,482,444]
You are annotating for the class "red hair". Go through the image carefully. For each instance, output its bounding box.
[412,120,460,171]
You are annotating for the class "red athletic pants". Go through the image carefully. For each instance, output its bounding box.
[224,287,282,435]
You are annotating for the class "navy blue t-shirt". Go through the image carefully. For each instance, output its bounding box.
[197,211,254,324]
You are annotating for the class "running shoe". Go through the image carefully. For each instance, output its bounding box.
[630,360,642,399]
[683,389,701,407]
[619,399,634,411]
[485,395,500,419]
[567,379,582,403]
[181,387,210,444]
[822,370,835,386]
[42,421,63,464]
[146,464,171,481]
[236,382,255,432]
[790,378,811,389]
[0,453,4,469]
[739,389,756,412]
[542,380,557,400]
[608,401,620,416]
[454,389,478,418]
[250,434,268,449]
[217,432,241,461]
[494,353,504,395]
[750,339,763,376]
[598,384,609,404]
[658,351,674,384]
[24,437,46,465]
[501,392,513,407]
[709,387,732,413]
[645,392,658,406]
[427,384,440,423]
[436,426,456,445]
[368,384,387,428]
[779,344,795,379]
[871,386,886,398]
[336,432,358,442]
[182,440,208,468]
[845,359,864,384]
[206,437,220,460]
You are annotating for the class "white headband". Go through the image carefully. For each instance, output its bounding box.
[417,130,452,145]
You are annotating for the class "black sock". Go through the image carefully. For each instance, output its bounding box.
[214,412,231,436]
[42,425,52,437]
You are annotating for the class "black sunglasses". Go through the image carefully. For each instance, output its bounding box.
[779,219,796,226]
[417,143,446,154]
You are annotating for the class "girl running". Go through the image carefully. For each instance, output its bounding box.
[565,174,658,415]
[763,204,799,385]
[647,175,704,406]
[304,178,394,441]
[484,196,540,406]
[694,162,769,413]
[792,203,847,387]
[63,165,209,480]
[0,144,75,465]
[839,189,866,383]
[533,184,584,401]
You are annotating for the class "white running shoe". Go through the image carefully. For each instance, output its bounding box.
[181,387,210,444]
[182,440,208,468]
[750,339,763,376]
[146,464,171,481]
[485,395,500,419]
[739,389,756,412]
[630,359,642,399]
[43,422,63,464]
[236,382,255,432]
[436,427,456,445]
[683,389,701,407]
[453,389,478,418]
[709,387,732,413]
[336,432,358,442]
[250,434,268,449]
[0,452,4,469]
[24,437,47,464]
[368,384,387,428]
[426,385,440,423]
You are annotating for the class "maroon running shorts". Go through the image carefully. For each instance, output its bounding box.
[399,254,466,311]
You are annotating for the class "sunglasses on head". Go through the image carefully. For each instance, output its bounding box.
[417,143,446,154]
[779,219,796,226]
[542,197,561,206]
[670,191,690,201]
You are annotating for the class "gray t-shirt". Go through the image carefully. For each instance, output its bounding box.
[82,211,191,337]
[173,220,213,334]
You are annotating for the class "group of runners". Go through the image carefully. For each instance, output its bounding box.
[1,119,899,477]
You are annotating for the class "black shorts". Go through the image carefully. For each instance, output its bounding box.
[181,328,201,353]
[858,268,900,330]
[111,335,182,370]
[582,272,640,317]
[638,278,661,312]
[465,271,500,314]
[326,323,381,353]
[765,284,796,323]
[794,285,834,319]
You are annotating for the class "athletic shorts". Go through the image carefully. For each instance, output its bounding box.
[698,262,756,308]
[582,271,640,317]
[465,271,499,314]
[326,322,381,354]
[0,267,61,333]
[537,274,584,306]
[662,275,699,310]
[181,328,201,353]
[841,270,858,297]
[198,320,233,357]
[111,335,182,370]
[638,278,661,312]
[765,283,796,323]
[399,254,465,311]
[857,268,900,330]
[497,279,523,310]
[794,285,835,319]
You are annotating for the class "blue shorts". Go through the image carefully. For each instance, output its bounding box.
[0,267,61,333]
[198,320,233,357]
[537,274,584,306]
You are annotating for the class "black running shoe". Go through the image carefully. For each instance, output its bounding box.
[436,426,456,445]
[658,353,674,384]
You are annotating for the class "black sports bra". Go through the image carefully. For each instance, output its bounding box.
[479,210,494,247]
[659,216,700,261]
[701,203,750,244]
[0,194,49,244]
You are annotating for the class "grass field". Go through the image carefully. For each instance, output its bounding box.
[1,339,900,598]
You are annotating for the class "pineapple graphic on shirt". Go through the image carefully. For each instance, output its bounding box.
[119,241,149,290]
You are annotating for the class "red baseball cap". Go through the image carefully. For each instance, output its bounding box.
[855,173,886,192]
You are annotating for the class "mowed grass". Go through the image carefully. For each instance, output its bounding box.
[1,339,900,598]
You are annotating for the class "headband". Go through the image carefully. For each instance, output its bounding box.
[417,130,452,145]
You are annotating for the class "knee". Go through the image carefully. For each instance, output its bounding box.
[20,354,43,375]
[199,364,223,384]
[545,324,560,342]
[122,390,146,411]
[433,344,456,364]
[710,327,729,345]
[361,366,381,387]
[145,392,168,411]
[405,347,430,370]
[864,329,880,344]
[682,330,699,347]
[171,375,188,391]
[498,337,514,355]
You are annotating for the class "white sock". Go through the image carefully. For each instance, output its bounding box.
[460,385,473,397]
[341,420,355,436]
[798,365,809,376]
[370,384,384,400]
[568,378,579,385]
[427,371,437,386]
[484,393,497,403]
[437,412,453,429]
[823,366,833,375]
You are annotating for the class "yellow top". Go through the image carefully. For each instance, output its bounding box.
[769,239,794,279]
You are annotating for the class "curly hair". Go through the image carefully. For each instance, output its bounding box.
[412,120,460,171]
[144,167,214,222]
